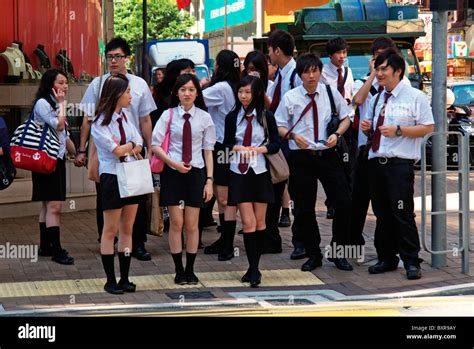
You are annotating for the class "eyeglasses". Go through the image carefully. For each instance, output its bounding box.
[106,54,127,61]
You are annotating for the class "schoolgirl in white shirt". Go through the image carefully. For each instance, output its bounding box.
[152,73,216,285]
[91,74,143,295]
[225,75,281,287]
[202,49,241,261]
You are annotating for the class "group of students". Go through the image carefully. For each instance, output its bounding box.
[25,30,434,295]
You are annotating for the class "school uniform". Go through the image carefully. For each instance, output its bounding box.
[203,81,235,186]
[224,107,280,206]
[367,81,434,270]
[31,98,69,202]
[275,83,353,269]
[267,58,303,253]
[152,105,216,208]
[350,75,411,245]
[91,112,143,211]
[80,73,157,254]
[321,61,355,101]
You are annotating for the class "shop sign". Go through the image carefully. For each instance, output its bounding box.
[453,41,469,58]
[204,0,254,32]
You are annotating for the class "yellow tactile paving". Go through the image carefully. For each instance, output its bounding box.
[0,269,324,298]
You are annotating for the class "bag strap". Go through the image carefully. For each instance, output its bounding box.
[289,68,298,90]
[326,84,338,118]
[283,98,314,139]
[166,107,173,135]
[359,78,378,96]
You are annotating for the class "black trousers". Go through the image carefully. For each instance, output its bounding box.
[368,158,421,265]
[264,180,285,249]
[349,147,371,245]
[288,149,352,259]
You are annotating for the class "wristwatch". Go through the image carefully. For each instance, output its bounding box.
[334,132,341,139]
[206,176,214,182]
[77,149,87,154]
[130,141,136,149]
[396,125,403,137]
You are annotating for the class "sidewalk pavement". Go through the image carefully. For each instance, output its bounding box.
[0,173,472,313]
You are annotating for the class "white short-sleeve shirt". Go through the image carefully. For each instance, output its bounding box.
[91,112,143,175]
[203,81,235,143]
[367,81,434,161]
[353,75,411,146]
[275,83,353,150]
[79,73,157,132]
[321,61,355,101]
[152,105,216,169]
[267,58,302,102]
[33,98,68,159]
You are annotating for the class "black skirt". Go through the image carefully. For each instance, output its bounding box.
[228,168,274,206]
[213,142,230,186]
[100,173,142,211]
[32,158,66,202]
[160,165,206,208]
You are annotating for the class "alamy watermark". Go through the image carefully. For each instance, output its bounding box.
[324,243,365,262]
[0,242,38,262]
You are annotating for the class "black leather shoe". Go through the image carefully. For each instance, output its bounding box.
[368,258,399,274]
[326,206,335,219]
[262,246,282,254]
[241,271,251,283]
[290,247,306,260]
[406,265,422,280]
[51,251,74,265]
[104,282,123,295]
[250,271,262,288]
[185,272,199,285]
[131,246,152,261]
[203,238,223,254]
[301,257,322,271]
[278,214,291,228]
[218,250,234,261]
[39,248,53,257]
[328,257,353,271]
[174,272,188,285]
[118,280,136,293]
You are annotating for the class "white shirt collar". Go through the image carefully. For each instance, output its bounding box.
[386,80,405,98]
[178,104,196,118]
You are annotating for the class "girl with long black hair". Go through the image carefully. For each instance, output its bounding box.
[224,75,281,287]
[152,74,215,285]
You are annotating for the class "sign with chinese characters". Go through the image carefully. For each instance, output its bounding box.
[204,0,254,32]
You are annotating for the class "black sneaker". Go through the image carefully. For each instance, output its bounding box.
[118,280,136,293]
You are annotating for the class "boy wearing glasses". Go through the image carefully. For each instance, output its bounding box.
[76,37,157,261]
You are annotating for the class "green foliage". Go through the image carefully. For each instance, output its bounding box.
[114,0,195,53]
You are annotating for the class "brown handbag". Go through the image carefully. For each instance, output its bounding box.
[261,111,290,184]
[87,137,100,183]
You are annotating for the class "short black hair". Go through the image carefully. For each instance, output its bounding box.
[267,29,295,57]
[370,37,398,55]
[374,48,405,81]
[326,37,348,56]
[105,37,131,56]
[296,53,323,77]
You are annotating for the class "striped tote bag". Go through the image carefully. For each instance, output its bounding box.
[10,111,60,174]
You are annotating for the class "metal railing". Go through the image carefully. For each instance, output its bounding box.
[420,131,471,274]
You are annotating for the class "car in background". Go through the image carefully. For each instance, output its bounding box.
[448,80,474,114]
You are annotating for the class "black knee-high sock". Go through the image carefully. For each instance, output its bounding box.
[39,223,50,251]
[281,208,290,217]
[118,252,131,284]
[221,220,237,254]
[48,226,62,255]
[256,229,265,265]
[219,213,225,227]
[185,252,197,274]
[243,232,258,274]
[101,254,116,284]
[172,252,184,274]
